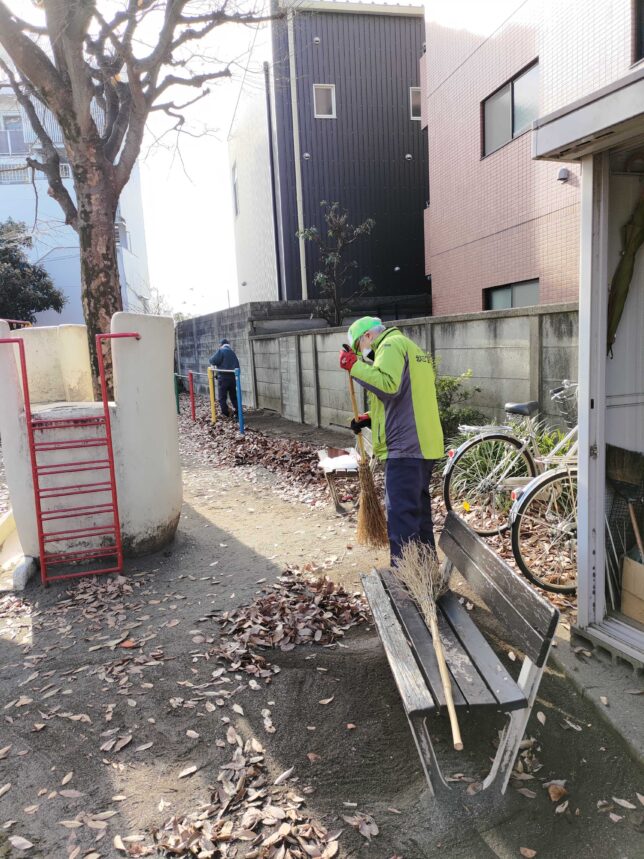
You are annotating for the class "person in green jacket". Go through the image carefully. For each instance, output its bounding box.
[339,316,444,561]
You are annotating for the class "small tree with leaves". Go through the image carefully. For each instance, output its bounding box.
[0,218,66,323]
[298,201,375,327]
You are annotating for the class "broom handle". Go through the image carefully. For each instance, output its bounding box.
[348,374,367,462]
[428,613,463,751]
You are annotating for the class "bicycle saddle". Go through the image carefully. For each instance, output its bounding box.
[504,400,539,417]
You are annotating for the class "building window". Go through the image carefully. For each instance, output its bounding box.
[60,163,71,179]
[313,84,336,119]
[410,87,421,120]
[232,163,239,217]
[637,0,644,61]
[484,279,539,310]
[482,62,539,156]
[0,113,27,156]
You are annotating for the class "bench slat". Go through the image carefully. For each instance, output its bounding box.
[383,570,516,711]
[440,528,549,665]
[439,592,527,712]
[380,570,466,710]
[441,513,558,648]
[361,573,435,717]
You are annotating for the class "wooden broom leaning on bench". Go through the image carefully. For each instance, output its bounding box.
[392,541,464,751]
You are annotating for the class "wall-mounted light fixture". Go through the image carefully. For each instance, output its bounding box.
[303,152,311,160]
[313,36,321,45]
[557,167,570,183]
[405,153,413,161]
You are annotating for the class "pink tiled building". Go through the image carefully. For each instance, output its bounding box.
[421,0,643,316]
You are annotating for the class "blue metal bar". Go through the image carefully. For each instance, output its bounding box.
[235,368,245,435]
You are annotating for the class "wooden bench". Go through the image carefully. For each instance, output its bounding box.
[361,511,559,797]
[318,427,379,515]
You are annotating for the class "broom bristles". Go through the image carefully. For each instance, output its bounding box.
[392,540,449,619]
[356,461,389,549]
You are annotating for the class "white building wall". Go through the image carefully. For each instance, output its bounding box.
[227,26,279,305]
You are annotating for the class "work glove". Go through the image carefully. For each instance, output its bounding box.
[339,347,357,372]
[350,414,371,434]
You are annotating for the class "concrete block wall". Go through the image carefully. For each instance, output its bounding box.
[248,303,578,430]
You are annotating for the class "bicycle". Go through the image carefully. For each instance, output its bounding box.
[443,381,578,593]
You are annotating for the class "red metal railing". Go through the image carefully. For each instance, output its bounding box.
[0,330,140,585]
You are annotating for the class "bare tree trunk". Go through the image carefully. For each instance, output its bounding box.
[74,154,122,395]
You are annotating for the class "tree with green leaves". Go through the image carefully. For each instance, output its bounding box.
[0,218,66,323]
[298,201,375,327]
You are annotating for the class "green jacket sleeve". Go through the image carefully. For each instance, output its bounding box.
[350,340,405,396]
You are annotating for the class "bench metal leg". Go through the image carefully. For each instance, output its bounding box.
[482,658,543,794]
[408,713,452,797]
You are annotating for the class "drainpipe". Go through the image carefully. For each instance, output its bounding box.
[286,5,308,299]
[264,61,284,301]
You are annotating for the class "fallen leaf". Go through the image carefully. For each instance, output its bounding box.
[637,792,644,806]
[114,735,132,753]
[178,765,197,779]
[113,835,126,852]
[546,783,568,803]
[0,783,11,798]
[609,812,623,823]
[346,723,357,730]
[58,820,83,829]
[612,796,636,809]
[517,788,537,799]
[8,835,33,851]
[599,696,609,706]
[307,752,321,763]
[232,704,244,715]
[59,790,83,798]
[0,746,11,759]
[318,697,334,705]
[186,730,199,740]
[555,800,569,814]
[61,772,73,785]
[536,712,546,726]
[274,767,294,785]
[119,639,138,648]
[520,849,537,858]
[563,719,582,732]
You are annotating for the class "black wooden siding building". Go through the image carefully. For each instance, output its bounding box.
[269,1,429,309]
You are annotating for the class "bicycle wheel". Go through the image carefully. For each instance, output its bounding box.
[511,468,577,594]
[443,434,537,536]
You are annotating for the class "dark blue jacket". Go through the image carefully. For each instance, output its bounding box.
[209,344,240,371]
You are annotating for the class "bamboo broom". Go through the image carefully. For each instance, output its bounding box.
[392,541,463,751]
[346,367,388,549]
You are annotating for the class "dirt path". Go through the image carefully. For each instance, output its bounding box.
[0,412,641,858]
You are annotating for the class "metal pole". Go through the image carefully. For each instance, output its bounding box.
[174,374,180,415]
[188,371,196,422]
[208,366,217,425]
[235,368,245,435]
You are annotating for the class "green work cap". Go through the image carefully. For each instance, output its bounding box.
[347,316,383,351]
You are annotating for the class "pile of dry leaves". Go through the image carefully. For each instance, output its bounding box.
[153,737,340,858]
[216,569,370,654]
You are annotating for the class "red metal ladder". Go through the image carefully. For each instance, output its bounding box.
[0,331,139,586]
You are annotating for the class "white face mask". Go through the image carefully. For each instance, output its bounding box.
[361,343,374,361]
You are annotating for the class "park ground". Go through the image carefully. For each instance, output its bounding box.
[0,402,642,858]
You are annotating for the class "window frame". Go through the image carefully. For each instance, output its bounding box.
[231,162,239,217]
[481,60,539,157]
[409,87,422,121]
[313,84,336,120]
[483,279,540,311]
[635,0,644,63]
[0,112,26,156]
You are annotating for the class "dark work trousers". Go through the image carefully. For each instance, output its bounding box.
[384,457,436,563]
[217,375,238,418]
